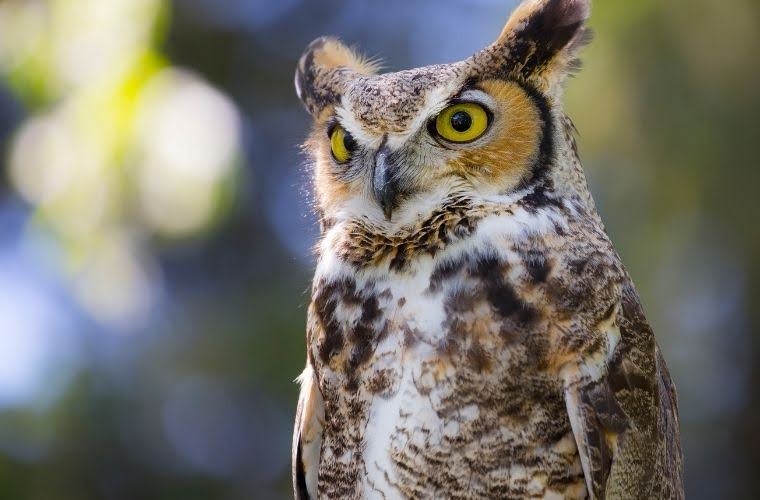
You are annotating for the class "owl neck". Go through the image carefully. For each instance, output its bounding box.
[323,173,600,273]
[545,112,601,223]
[519,101,601,221]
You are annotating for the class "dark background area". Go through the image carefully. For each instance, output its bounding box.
[0,0,757,498]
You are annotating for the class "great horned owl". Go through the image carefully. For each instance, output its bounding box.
[291,0,684,498]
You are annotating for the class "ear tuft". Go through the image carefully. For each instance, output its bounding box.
[295,37,380,116]
[529,0,589,54]
[309,37,382,76]
[542,0,590,30]
[489,0,592,83]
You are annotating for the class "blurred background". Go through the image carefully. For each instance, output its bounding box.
[0,0,757,498]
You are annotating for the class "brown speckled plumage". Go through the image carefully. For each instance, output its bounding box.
[292,1,683,498]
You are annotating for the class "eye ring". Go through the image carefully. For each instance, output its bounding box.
[431,102,491,144]
[328,125,355,163]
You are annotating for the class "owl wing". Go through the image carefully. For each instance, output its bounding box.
[563,281,684,500]
[292,363,323,500]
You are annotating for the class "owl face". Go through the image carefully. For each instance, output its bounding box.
[297,0,591,226]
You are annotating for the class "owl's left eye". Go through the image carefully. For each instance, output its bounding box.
[329,125,356,163]
[432,102,490,144]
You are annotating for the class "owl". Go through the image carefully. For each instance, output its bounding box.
[291,0,684,498]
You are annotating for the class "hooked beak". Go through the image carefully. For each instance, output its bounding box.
[372,144,399,220]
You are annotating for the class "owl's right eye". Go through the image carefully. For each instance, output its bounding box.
[329,125,356,163]
[432,102,490,144]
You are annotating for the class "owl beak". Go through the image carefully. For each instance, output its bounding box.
[372,144,398,221]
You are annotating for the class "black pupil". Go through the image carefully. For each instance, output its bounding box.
[450,111,472,132]
[343,131,357,151]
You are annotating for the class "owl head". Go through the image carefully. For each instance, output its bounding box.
[296,0,592,227]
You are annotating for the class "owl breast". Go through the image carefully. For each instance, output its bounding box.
[309,205,593,499]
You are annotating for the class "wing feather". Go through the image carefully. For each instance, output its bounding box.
[292,364,324,500]
[564,282,684,499]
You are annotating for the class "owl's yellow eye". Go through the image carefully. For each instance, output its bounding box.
[434,102,490,143]
[329,125,355,163]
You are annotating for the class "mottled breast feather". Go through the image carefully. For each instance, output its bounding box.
[293,183,683,499]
